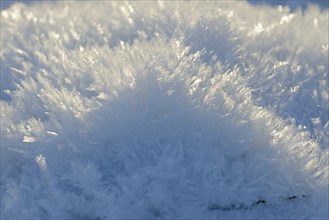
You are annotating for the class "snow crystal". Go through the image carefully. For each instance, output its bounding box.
[0,1,328,219]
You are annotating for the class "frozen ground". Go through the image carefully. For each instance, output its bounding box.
[0,1,328,219]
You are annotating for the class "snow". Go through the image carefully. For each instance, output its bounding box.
[0,1,328,219]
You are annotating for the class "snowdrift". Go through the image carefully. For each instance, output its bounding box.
[1,1,328,219]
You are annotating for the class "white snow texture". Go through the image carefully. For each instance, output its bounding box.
[0,1,328,219]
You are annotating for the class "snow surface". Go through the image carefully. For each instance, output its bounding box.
[0,1,328,219]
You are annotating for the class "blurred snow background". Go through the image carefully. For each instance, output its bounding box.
[249,0,329,10]
[2,0,329,10]
[1,1,328,219]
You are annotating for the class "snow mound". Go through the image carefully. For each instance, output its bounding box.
[1,1,328,219]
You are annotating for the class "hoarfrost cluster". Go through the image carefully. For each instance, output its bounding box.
[0,1,328,219]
